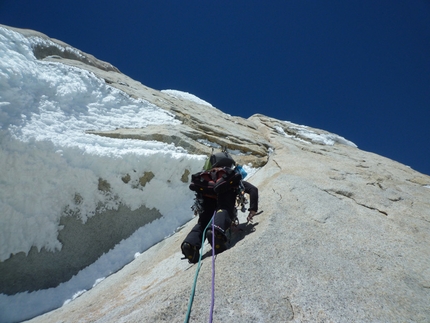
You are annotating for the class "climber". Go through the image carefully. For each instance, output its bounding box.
[181,151,259,263]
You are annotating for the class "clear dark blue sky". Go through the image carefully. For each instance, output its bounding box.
[1,1,429,175]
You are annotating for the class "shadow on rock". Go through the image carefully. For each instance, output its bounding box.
[196,222,258,262]
[227,221,258,249]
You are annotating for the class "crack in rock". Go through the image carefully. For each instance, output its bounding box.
[273,188,282,201]
[285,296,295,321]
[324,189,388,216]
[356,202,388,216]
[273,158,282,170]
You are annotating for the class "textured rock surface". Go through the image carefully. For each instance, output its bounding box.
[5,26,430,322]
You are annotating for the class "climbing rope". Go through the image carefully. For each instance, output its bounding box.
[209,217,215,323]
[183,211,216,323]
[184,210,264,322]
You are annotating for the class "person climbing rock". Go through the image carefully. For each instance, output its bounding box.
[181,151,259,263]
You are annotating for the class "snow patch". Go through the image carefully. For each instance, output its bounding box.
[161,89,214,107]
[275,122,357,147]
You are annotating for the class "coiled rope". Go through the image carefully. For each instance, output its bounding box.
[183,211,217,323]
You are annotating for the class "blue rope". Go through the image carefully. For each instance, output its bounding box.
[183,212,216,323]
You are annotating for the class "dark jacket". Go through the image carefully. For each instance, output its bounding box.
[215,180,258,218]
[243,181,259,212]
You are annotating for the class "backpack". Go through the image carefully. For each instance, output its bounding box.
[189,167,242,197]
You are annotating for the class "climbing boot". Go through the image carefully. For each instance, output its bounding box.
[181,242,200,264]
[206,229,227,254]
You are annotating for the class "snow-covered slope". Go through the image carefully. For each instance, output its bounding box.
[0,26,207,322]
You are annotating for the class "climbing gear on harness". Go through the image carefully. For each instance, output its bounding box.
[190,195,204,216]
[236,181,248,213]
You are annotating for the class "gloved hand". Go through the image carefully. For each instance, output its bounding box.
[247,210,257,223]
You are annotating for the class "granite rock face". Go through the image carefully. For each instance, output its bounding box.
[28,124,430,322]
[4,26,430,322]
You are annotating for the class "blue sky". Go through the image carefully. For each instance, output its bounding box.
[1,1,429,175]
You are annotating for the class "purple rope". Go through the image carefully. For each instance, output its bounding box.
[209,214,216,323]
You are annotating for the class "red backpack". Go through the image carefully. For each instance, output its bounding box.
[189,167,242,198]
